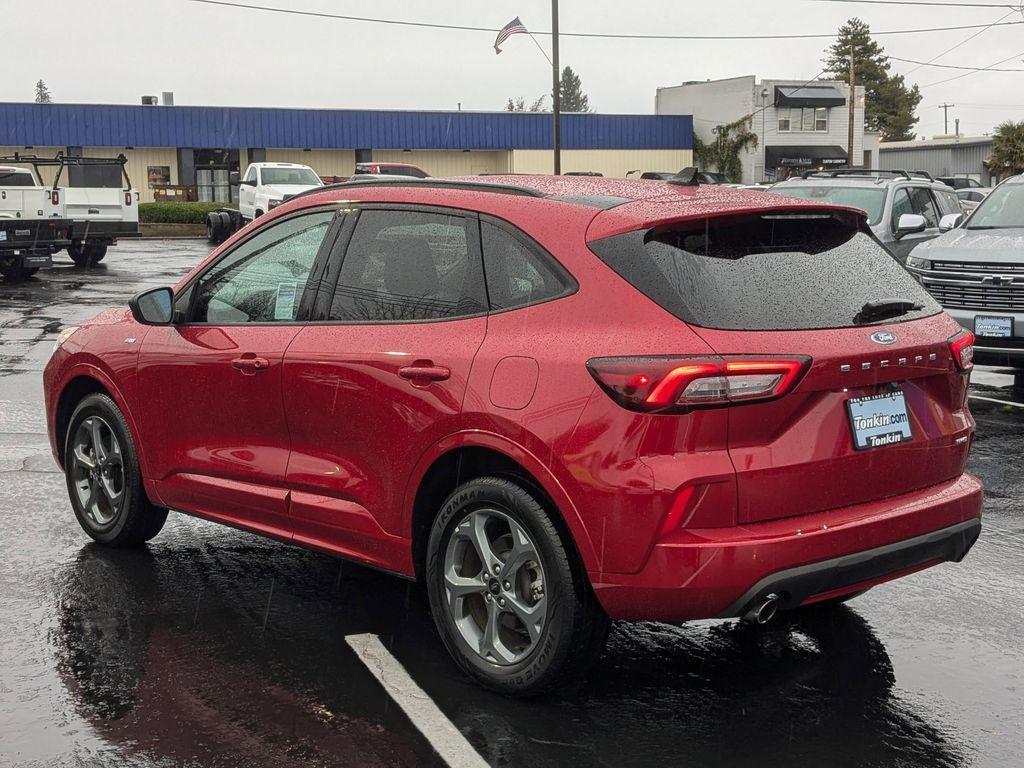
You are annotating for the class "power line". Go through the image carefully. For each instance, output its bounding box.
[891,54,1024,70]
[921,49,1024,86]
[805,0,1022,8]
[182,0,1024,40]
[901,9,1019,74]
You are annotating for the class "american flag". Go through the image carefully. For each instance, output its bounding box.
[494,17,528,54]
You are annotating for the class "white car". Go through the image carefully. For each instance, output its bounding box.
[236,163,323,221]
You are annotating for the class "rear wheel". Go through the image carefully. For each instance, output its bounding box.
[69,242,107,267]
[68,241,88,267]
[86,243,107,263]
[65,393,167,547]
[1,265,32,281]
[426,476,608,696]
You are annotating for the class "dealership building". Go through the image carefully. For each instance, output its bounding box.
[0,102,694,203]
[656,75,873,183]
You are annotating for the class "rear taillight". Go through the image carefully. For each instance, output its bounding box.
[125,191,132,206]
[586,355,810,413]
[949,330,974,372]
[50,190,59,205]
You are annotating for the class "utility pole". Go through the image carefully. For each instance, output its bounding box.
[847,45,856,169]
[938,103,955,135]
[551,0,561,175]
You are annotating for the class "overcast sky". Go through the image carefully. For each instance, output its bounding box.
[5,0,1024,138]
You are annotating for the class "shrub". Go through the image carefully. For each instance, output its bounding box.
[139,201,235,224]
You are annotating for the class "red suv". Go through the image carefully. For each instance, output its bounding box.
[44,175,983,695]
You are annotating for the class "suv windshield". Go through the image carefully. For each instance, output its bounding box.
[589,212,940,331]
[260,167,321,186]
[964,182,1024,229]
[768,185,886,225]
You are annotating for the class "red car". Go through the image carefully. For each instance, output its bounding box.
[44,174,983,695]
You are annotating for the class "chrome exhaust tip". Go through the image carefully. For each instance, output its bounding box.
[744,593,780,625]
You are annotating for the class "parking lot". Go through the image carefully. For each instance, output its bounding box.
[1,240,1022,768]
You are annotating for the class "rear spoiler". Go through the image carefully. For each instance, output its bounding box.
[0,151,132,191]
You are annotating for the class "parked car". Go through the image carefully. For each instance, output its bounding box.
[937,176,985,190]
[235,162,324,221]
[639,170,733,184]
[0,153,139,277]
[354,162,430,178]
[956,187,991,215]
[769,169,963,261]
[906,174,1024,369]
[44,175,982,695]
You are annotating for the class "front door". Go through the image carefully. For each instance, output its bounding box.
[283,207,488,570]
[137,208,338,538]
[890,186,941,261]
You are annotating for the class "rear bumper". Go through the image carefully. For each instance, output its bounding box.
[592,473,983,622]
[69,220,140,240]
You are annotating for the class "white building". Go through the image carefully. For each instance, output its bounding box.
[656,75,868,184]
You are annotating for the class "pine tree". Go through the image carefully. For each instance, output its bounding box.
[823,18,921,141]
[505,95,546,112]
[554,66,590,112]
[34,79,53,104]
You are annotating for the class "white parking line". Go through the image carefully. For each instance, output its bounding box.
[968,394,1024,409]
[346,633,489,768]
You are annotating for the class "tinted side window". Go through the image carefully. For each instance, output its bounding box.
[908,187,940,227]
[890,188,913,229]
[481,221,574,311]
[329,209,486,322]
[0,171,36,186]
[191,211,333,323]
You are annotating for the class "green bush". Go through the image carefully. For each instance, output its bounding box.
[139,201,236,224]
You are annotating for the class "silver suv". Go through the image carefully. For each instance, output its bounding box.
[769,170,963,262]
[906,174,1024,370]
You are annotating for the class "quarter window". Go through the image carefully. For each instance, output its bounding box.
[328,209,486,322]
[191,211,333,323]
[481,222,574,311]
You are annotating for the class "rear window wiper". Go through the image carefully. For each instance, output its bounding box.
[854,298,924,325]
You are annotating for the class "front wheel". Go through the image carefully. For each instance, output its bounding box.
[426,476,609,696]
[65,393,167,547]
[1,265,33,281]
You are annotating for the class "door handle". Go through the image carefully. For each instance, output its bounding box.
[231,355,270,375]
[398,364,451,383]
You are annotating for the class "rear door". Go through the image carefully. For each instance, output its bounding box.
[590,211,972,525]
[282,206,488,566]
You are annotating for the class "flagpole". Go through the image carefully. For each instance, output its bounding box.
[551,0,561,175]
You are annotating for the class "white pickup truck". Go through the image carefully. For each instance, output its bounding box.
[235,162,323,220]
[0,153,140,278]
[0,165,72,281]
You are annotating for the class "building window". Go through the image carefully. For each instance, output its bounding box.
[777,107,829,133]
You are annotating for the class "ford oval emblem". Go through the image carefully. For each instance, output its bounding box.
[870,331,898,345]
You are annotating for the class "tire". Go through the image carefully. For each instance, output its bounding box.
[216,211,232,241]
[64,393,167,547]
[68,241,89,267]
[254,209,264,219]
[206,212,222,243]
[426,476,609,696]
[86,243,107,263]
[25,267,39,276]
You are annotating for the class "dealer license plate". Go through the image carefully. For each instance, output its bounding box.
[975,315,1013,338]
[846,390,913,451]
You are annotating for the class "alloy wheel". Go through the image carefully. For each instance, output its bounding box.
[70,416,125,527]
[442,508,547,665]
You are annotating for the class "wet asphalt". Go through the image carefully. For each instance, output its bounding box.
[1,241,1022,768]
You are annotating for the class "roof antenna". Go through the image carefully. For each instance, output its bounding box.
[667,167,700,186]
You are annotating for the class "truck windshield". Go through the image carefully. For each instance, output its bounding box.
[260,168,321,186]
[964,182,1024,229]
[768,185,886,226]
[0,171,37,186]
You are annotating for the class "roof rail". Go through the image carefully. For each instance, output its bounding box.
[284,175,546,203]
[799,168,912,180]
[908,169,934,181]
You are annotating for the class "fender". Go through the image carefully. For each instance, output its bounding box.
[56,359,163,506]
[402,429,600,574]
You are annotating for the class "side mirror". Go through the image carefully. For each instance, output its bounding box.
[129,287,174,325]
[894,213,927,239]
[229,171,241,186]
[939,212,963,232]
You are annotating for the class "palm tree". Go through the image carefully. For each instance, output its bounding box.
[986,121,1024,179]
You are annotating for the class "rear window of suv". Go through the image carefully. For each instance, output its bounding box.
[589,212,940,330]
[769,185,886,225]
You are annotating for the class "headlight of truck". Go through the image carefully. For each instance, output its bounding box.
[52,326,79,354]
[267,198,283,210]
[906,255,931,270]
